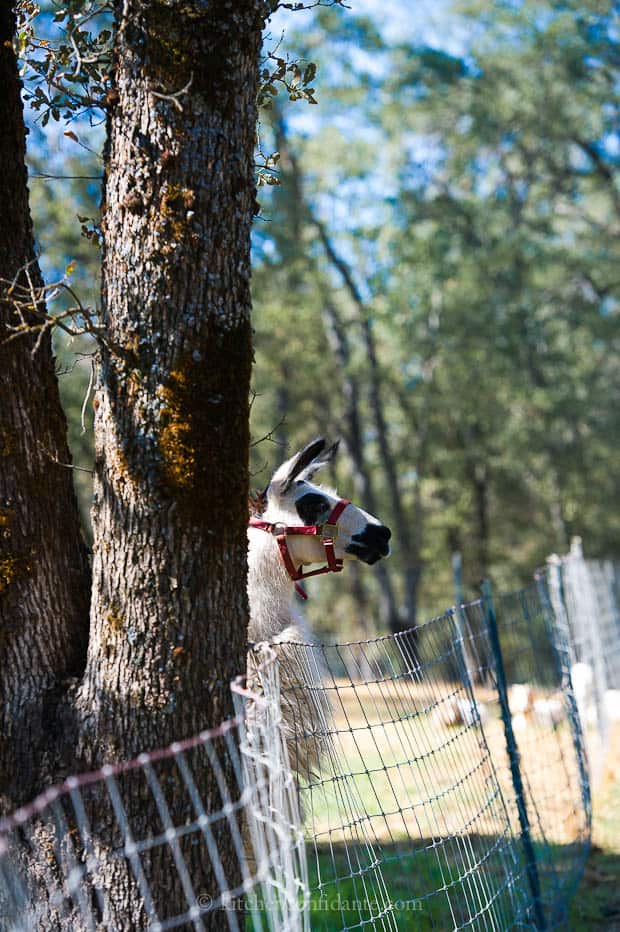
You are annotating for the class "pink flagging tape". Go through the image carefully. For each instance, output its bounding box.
[0,645,279,841]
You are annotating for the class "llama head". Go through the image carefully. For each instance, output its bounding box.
[261,437,391,568]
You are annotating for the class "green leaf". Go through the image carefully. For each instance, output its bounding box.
[303,62,317,86]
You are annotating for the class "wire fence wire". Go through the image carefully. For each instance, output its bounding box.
[274,577,593,931]
[0,647,308,932]
[0,547,617,931]
[548,539,620,774]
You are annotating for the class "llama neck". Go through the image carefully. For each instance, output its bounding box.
[247,528,298,643]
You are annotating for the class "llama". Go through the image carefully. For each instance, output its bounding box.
[246,436,391,776]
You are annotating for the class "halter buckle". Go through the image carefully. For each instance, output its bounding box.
[322,522,338,541]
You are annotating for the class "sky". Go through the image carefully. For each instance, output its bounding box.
[23,0,470,285]
[270,0,464,53]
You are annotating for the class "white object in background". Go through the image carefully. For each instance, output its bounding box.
[604,689,620,722]
[533,697,566,727]
[508,683,532,715]
[571,661,597,726]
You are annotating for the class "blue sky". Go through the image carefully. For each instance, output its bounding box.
[270,0,464,53]
[24,0,467,284]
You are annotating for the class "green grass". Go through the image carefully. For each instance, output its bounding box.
[301,768,620,932]
[245,694,620,930]
[306,838,589,931]
[248,827,615,930]
[569,768,620,931]
[306,843,505,931]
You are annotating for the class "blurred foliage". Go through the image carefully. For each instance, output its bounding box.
[250,0,620,633]
[24,0,620,636]
[26,136,101,534]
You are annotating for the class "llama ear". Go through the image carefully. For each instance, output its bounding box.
[297,438,340,482]
[271,437,327,494]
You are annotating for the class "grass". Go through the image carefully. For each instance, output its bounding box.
[307,847,443,930]
[306,841,525,930]
[298,679,618,929]
[303,788,620,932]
[569,739,620,931]
[248,679,620,929]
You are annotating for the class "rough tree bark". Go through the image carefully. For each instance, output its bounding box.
[1,1,268,927]
[72,1,268,925]
[0,5,91,814]
[80,0,265,759]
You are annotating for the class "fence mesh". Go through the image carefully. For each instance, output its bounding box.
[275,617,529,931]
[0,546,617,931]
[549,540,620,775]
[274,576,593,930]
[481,583,590,926]
[0,648,307,932]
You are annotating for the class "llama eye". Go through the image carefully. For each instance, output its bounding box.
[296,492,329,525]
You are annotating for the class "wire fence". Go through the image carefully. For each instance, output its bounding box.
[0,647,308,932]
[274,575,593,930]
[0,546,618,931]
[548,539,620,777]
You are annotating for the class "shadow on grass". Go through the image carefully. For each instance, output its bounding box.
[245,836,619,929]
[301,836,593,931]
[569,844,620,931]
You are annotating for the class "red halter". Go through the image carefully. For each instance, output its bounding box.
[248,499,351,600]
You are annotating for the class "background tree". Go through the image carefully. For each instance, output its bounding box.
[14,0,620,640]
[0,2,91,814]
[248,0,619,629]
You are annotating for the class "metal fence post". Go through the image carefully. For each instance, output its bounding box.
[481,579,547,931]
[538,563,592,836]
[452,552,478,686]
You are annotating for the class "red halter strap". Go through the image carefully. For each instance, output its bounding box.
[249,499,351,600]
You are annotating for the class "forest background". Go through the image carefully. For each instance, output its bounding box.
[25,0,620,639]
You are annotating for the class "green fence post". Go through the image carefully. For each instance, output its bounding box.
[481,579,547,931]
[452,550,464,608]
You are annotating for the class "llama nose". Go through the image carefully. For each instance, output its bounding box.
[367,524,391,553]
[347,524,392,563]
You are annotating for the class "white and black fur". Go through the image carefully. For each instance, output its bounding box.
[247,437,391,777]
[247,437,390,646]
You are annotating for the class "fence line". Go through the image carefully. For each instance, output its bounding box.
[0,547,617,930]
[549,539,620,771]
[481,581,546,930]
[0,647,307,932]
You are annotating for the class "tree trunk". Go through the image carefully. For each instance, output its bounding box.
[275,361,290,452]
[549,465,569,553]
[272,112,403,633]
[465,456,490,584]
[0,4,91,814]
[319,292,402,633]
[74,1,266,926]
[316,220,422,631]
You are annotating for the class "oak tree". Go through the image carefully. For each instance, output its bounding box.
[1,0,272,926]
